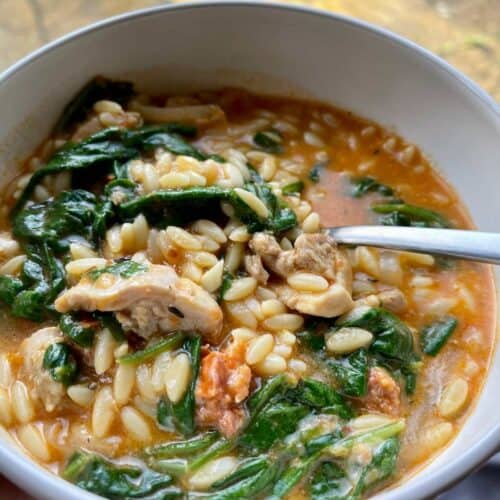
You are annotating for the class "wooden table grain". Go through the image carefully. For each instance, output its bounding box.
[0,1,497,498]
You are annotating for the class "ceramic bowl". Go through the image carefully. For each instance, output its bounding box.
[0,2,498,499]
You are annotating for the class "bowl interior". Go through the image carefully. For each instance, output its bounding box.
[0,3,498,499]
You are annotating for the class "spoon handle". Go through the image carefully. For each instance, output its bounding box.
[327,226,500,264]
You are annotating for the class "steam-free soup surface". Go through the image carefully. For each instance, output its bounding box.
[0,80,494,499]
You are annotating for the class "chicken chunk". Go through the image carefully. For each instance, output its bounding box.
[378,288,407,314]
[55,263,223,343]
[250,232,353,317]
[196,340,251,437]
[20,327,66,412]
[250,232,338,280]
[244,254,269,285]
[363,366,401,417]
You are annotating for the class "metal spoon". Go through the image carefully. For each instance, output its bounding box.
[327,226,500,264]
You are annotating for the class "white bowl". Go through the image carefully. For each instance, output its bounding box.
[0,2,498,499]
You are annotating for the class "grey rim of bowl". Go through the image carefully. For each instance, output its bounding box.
[0,2,498,500]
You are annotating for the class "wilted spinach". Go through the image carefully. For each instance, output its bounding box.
[351,176,394,198]
[59,313,97,347]
[420,316,458,356]
[328,349,369,397]
[118,332,185,365]
[282,181,304,195]
[372,203,450,228]
[43,342,78,386]
[63,450,176,499]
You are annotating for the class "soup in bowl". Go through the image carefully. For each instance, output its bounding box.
[0,3,499,499]
[0,77,494,499]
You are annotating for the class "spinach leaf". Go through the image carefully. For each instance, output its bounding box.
[290,378,353,420]
[63,450,174,499]
[43,342,78,386]
[144,431,219,459]
[309,461,348,500]
[210,462,278,499]
[211,456,268,489]
[372,203,450,228]
[246,374,289,416]
[59,313,96,347]
[119,184,297,235]
[239,401,309,452]
[335,307,414,363]
[328,349,369,397]
[13,190,97,253]
[420,316,458,356]
[157,335,201,436]
[87,259,148,281]
[12,243,65,321]
[12,128,138,216]
[253,129,283,154]
[54,77,135,133]
[351,177,393,198]
[118,332,185,365]
[297,324,327,352]
[188,437,234,472]
[12,125,204,216]
[282,181,304,195]
[350,437,400,498]
[0,275,24,306]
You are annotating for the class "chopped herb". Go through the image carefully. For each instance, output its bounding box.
[372,203,450,228]
[59,313,96,347]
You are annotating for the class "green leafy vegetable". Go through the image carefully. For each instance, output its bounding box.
[211,456,269,489]
[12,125,205,216]
[253,130,283,154]
[94,312,126,341]
[87,259,148,281]
[63,450,175,498]
[328,349,369,397]
[336,307,414,363]
[59,313,96,347]
[12,243,65,321]
[157,335,201,436]
[282,181,304,195]
[420,316,458,356]
[144,431,219,459]
[309,461,348,500]
[118,332,185,365]
[0,275,24,306]
[351,176,394,198]
[372,203,450,228]
[13,190,97,253]
[54,77,135,133]
[119,184,297,235]
[43,342,78,386]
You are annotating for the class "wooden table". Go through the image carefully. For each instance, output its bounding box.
[0,0,497,498]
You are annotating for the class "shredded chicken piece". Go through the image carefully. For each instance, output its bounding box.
[55,263,223,343]
[20,327,66,412]
[363,366,401,417]
[250,232,353,317]
[196,340,251,437]
[378,288,407,313]
[244,254,269,285]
